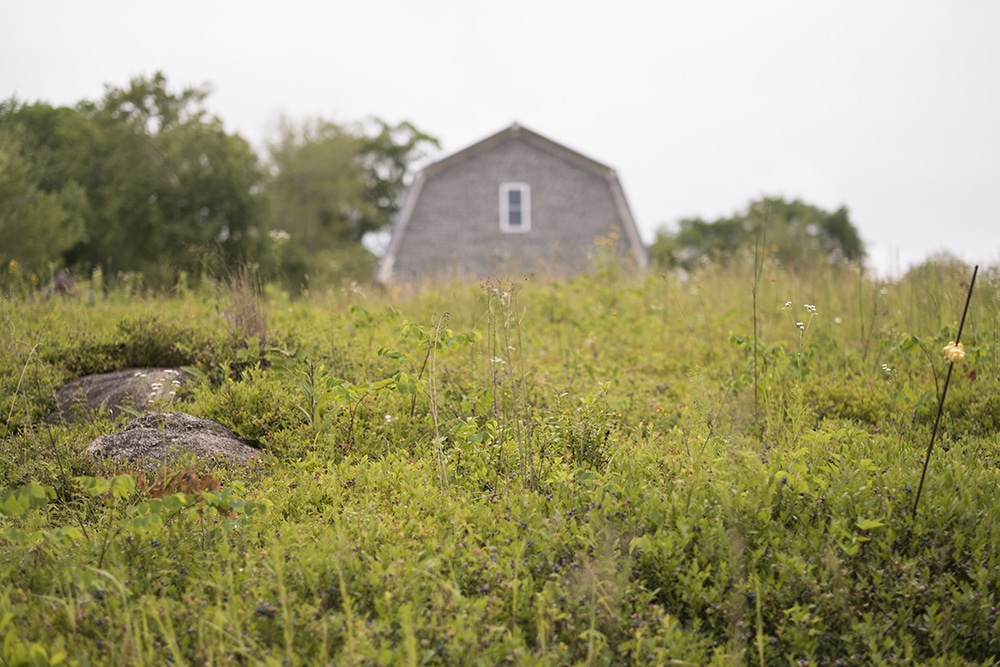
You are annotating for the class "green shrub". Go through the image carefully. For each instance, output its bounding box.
[1,257,998,664]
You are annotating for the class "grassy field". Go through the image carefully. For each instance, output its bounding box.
[1,257,999,666]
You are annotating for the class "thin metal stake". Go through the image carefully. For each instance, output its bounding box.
[911,265,978,520]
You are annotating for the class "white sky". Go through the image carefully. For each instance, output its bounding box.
[3,0,998,276]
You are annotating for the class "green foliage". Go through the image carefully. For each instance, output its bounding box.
[47,316,210,375]
[651,196,866,271]
[0,482,55,519]
[0,625,72,667]
[76,73,266,284]
[2,75,267,288]
[264,116,438,289]
[0,113,87,283]
[0,256,998,664]
[193,362,306,447]
[2,75,438,295]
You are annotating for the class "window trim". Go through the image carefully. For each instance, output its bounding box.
[499,182,531,233]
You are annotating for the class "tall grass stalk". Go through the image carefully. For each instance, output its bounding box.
[754,575,765,667]
[227,263,268,343]
[503,286,529,488]
[429,312,448,490]
[5,342,39,430]
[484,278,533,490]
[751,203,770,420]
[149,603,185,666]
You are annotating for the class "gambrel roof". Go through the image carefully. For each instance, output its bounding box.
[377,123,647,284]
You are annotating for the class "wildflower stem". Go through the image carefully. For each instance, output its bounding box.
[430,312,448,491]
[751,202,770,421]
[911,264,978,521]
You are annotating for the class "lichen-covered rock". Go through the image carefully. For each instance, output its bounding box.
[48,368,190,423]
[84,411,260,470]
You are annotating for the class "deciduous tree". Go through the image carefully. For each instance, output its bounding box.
[651,197,866,270]
[2,73,266,287]
[0,107,88,280]
[76,73,266,282]
[264,117,437,288]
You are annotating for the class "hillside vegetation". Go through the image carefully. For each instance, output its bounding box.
[1,257,999,666]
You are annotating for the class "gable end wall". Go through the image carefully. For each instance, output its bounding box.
[390,137,636,282]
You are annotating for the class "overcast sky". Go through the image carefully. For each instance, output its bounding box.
[3,0,998,276]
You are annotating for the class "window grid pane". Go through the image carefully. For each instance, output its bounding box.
[499,183,530,233]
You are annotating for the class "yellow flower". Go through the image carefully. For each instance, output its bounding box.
[942,341,965,363]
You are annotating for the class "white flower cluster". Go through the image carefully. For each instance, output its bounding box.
[143,369,183,399]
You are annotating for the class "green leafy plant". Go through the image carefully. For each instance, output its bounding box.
[1,255,999,664]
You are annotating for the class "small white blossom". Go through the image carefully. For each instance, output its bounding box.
[795,322,805,331]
[804,304,817,314]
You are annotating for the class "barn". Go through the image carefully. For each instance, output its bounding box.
[376,123,647,284]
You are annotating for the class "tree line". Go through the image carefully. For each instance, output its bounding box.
[1,72,867,293]
[0,72,438,292]
[649,197,866,272]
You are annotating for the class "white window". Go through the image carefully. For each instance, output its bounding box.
[499,182,531,233]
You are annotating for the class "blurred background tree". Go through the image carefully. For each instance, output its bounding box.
[650,196,866,271]
[0,73,437,292]
[264,117,438,291]
[0,115,87,280]
[75,73,266,284]
[2,75,266,287]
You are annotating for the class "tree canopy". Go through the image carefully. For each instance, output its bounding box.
[265,117,438,289]
[0,115,87,278]
[650,197,866,271]
[0,73,437,291]
[1,74,265,286]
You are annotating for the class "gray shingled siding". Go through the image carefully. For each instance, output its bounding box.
[391,138,634,282]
